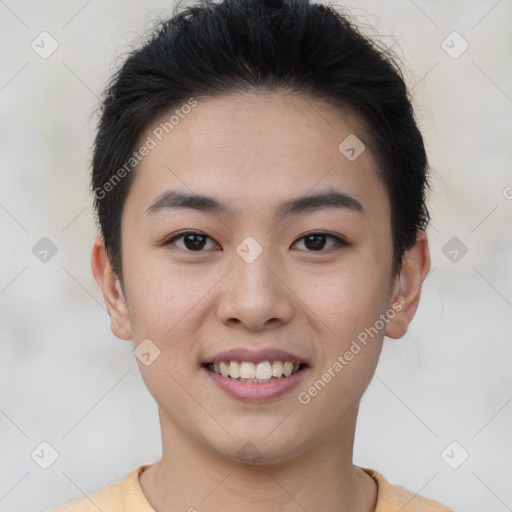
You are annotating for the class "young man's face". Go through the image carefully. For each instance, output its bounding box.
[93,91,429,463]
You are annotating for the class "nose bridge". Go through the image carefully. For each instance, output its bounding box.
[217,241,293,329]
[233,243,280,301]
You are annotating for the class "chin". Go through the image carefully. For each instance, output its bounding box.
[206,431,312,467]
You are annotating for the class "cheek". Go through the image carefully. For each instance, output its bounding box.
[122,249,229,384]
[123,260,206,417]
[294,265,389,426]
[295,257,393,339]
[123,249,208,332]
[295,258,392,398]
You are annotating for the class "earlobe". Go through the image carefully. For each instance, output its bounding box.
[385,230,431,339]
[91,236,133,340]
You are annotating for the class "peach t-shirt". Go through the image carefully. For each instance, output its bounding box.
[51,464,453,511]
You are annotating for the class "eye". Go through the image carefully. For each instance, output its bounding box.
[163,230,347,253]
[292,232,348,251]
[164,231,220,252]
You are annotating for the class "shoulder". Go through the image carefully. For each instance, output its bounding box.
[362,468,453,512]
[49,464,154,512]
[49,481,122,511]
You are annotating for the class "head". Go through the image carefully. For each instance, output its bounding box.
[91,0,430,464]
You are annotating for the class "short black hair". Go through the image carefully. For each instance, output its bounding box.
[91,0,430,278]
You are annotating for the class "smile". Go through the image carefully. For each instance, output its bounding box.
[205,360,305,382]
[201,358,309,402]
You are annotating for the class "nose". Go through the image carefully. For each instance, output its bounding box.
[216,251,294,331]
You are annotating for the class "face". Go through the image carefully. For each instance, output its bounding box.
[93,91,429,464]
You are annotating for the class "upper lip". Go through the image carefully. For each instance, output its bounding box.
[203,348,309,365]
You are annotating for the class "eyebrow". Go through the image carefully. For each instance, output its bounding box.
[145,188,364,220]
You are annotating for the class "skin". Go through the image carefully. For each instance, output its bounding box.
[92,91,430,512]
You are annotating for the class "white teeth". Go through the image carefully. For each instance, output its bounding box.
[219,361,229,377]
[229,361,240,379]
[209,360,303,380]
[272,361,283,377]
[239,362,255,379]
[255,361,272,380]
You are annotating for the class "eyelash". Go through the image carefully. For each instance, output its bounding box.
[163,230,349,253]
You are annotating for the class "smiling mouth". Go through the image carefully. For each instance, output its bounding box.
[203,361,308,383]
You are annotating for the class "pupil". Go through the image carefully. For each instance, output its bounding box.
[305,234,326,250]
[185,234,206,250]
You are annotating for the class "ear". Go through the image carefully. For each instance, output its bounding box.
[385,230,431,339]
[91,236,133,340]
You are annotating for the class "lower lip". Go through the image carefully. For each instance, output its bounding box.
[201,366,309,403]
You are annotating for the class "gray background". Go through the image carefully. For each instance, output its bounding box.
[0,1,511,511]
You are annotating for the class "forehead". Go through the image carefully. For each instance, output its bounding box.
[124,91,388,219]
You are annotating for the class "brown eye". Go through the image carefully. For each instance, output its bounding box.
[183,234,207,250]
[165,231,220,252]
[292,232,347,251]
[304,234,327,250]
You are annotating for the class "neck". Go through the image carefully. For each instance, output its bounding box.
[139,407,377,512]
